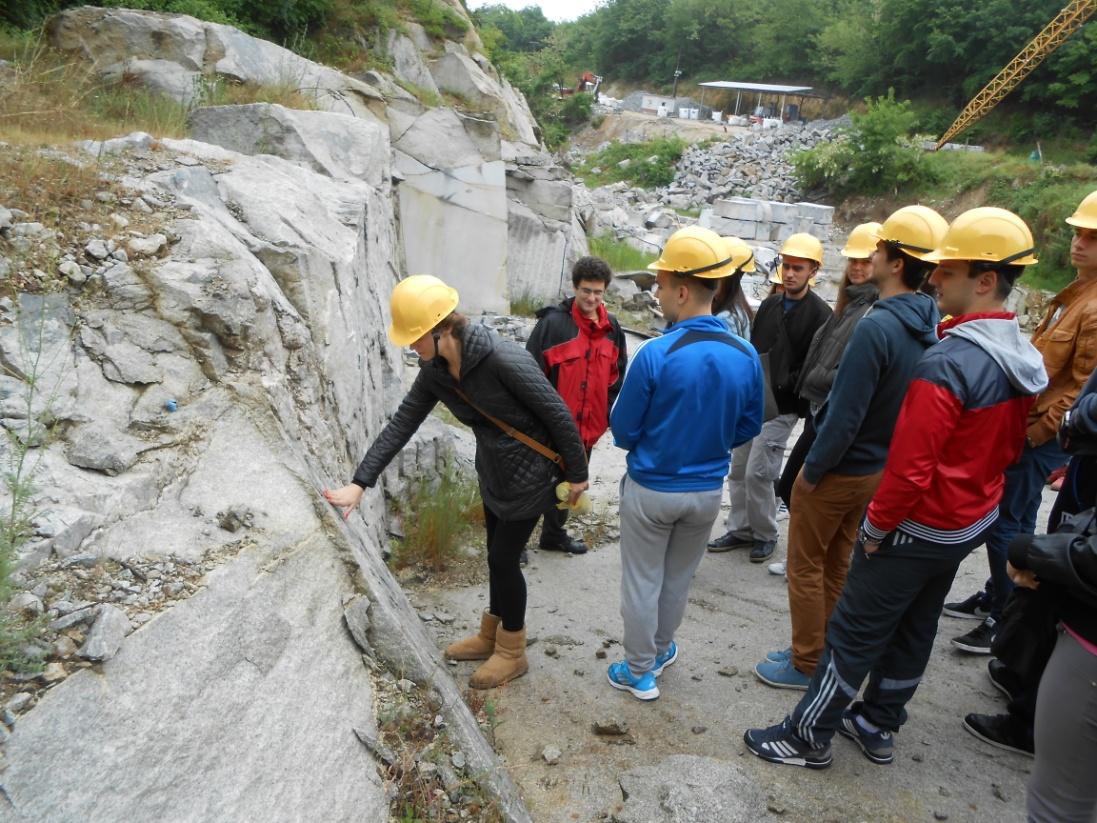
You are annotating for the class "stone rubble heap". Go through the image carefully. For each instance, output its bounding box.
[663,119,845,208]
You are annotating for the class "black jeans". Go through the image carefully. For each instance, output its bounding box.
[485,506,540,632]
[778,414,816,509]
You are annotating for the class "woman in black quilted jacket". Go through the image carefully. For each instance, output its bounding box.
[1007,373,1097,823]
[325,275,588,689]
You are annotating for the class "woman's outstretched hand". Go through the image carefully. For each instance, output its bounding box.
[323,484,365,520]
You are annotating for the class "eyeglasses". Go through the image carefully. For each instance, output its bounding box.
[578,287,605,297]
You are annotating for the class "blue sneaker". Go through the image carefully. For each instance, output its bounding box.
[766,646,792,663]
[652,642,678,677]
[754,657,810,690]
[838,703,894,764]
[744,718,832,769]
[607,661,659,701]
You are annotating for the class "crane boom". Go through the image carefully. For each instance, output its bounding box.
[935,0,1097,149]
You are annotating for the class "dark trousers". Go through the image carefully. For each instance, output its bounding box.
[1004,453,1097,730]
[778,414,816,509]
[981,440,1067,620]
[789,536,973,747]
[485,507,539,632]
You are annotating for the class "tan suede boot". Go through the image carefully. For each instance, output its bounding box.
[468,626,528,689]
[443,611,500,661]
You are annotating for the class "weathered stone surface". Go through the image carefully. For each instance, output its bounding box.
[386,30,439,97]
[65,422,143,476]
[46,7,384,120]
[125,233,167,258]
[613,755,767,822]
[1,540,387,822]
[187,104,390,187]
[76,604,131,661]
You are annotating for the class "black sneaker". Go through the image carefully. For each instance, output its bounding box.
[951,617,996,654]
[943,591,991,620]
[987,659,1022,702]
[743,718,832,769]
[520,549,529,566]
[838,703,894,765]
[538,535,589,555]
[707,530,755,552]
[749,540,776,563]
[962,712,1034,757]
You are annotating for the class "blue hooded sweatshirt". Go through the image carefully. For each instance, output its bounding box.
[802,291,940,484]
[610,314,764,492]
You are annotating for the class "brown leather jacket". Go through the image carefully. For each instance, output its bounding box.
[1029,276,1097,445]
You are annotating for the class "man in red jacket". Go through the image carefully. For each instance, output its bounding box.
[745,207,1049,769]
[526,257,628,554]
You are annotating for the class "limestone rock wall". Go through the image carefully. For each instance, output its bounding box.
[46,5,589,313]
[0,123,529,819]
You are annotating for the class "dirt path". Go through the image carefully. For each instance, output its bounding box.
[410,367,1042,822]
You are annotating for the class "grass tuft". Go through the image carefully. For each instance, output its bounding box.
[390,468,482,573]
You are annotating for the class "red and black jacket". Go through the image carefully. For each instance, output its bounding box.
[864,313,1048,548]
[526,298,627,451]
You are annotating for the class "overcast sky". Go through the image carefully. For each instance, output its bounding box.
[465,0,601,23]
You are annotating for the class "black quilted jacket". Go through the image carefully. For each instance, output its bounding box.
[353,323,588,521]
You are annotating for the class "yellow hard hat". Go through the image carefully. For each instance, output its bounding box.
[874,205,949,261]
[924,207,1038,266]
[648,226,735,279]
[780,232,824,265]
[1066,190,1097,230]
[841,222,883,258]
[387,274,459,346]
[721,236,756,274]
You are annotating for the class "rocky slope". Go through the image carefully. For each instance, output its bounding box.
[0,4,586,819]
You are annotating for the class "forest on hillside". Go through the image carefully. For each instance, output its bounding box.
[474,0,1097,143]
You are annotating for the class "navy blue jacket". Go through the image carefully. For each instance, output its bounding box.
[802,292,939,484]
[611,314,763,492]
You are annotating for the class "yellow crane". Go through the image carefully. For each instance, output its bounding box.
[935,0,1097,149]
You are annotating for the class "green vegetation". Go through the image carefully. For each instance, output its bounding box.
[577,137,686,188]
[589,234,658,273]
[390,467,483,572]
[0,302,70,673]
[508,291,546,318]
[792,94,1095,291]
[793,93,935,197]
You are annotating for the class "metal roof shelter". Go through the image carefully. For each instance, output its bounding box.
[698,81,818,119]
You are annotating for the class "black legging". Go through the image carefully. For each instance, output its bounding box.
[777,414,817,509]
[485,506,540,631]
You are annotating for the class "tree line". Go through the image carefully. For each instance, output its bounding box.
[474,0,1097,138]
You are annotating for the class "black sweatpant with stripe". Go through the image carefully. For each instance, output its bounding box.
[789,531,982,747]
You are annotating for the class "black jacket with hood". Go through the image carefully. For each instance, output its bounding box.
[353,323,588,521]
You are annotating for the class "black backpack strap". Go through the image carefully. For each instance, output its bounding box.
[668,330,751,358]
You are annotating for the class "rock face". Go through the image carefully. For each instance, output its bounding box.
[391,107,509,313]
[46,6,384,120]
[46,5,590,310]
[0,121,529,818]
[186,104,389,185]
[3,540,387,822]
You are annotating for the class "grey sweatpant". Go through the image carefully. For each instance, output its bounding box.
[1027,628,1097,823]
[619,473,723,677]
[727,413,797,543]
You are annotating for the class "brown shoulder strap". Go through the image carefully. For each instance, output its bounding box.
[453,387,565,470]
